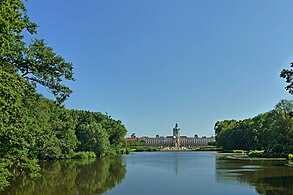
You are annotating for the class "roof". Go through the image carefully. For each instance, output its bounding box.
[124,138,138,141]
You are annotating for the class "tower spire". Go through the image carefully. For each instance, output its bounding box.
[173,123,180,147]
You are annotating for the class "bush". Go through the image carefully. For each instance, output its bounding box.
[116,148,131,155]
[0,159,12,191]
[71,152,96,159]
[134,147,159,152]
[288,154,293,160]
[222,150,245,154]
[207,141,217,146]
[248,150,265,157]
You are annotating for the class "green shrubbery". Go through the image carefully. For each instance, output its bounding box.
[248,150,265,157]
[123,140,146,147]
[288,154,293,164]
[0,71,128,189]
[215,100,293,156]
[132,146,160,152]
[191,146,221,151]
[247,150,289,158]
[117,148,131,154]
[71,152,97,159]
[222,150,245,154]
[0,159,12,190]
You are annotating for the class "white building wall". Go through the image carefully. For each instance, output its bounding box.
[139,136,215,147]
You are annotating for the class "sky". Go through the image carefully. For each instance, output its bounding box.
[25,0,293,137]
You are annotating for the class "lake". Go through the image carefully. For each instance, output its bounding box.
[1,151,293,194]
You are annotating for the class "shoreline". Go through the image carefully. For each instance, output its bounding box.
[131,146,221,152]
[215,153,287,161]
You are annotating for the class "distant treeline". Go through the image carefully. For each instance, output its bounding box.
[215,100,293,156]
[0,0,127,190]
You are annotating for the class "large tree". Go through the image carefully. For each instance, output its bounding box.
[0,0,74,104]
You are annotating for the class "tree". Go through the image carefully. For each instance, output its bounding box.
[73,110,127,155]
[19,39,75,104]
[269,100,293,154]
[0,70,40,176]
[214,100,293,155]
[77,123,110,156]
[0,0,74,104]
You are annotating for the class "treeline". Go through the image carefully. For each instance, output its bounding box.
[0,0,127,190]
[215,100,293,156]
[0,70,127,189]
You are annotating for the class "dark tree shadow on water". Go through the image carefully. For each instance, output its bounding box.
[215,158,293,195]
[0,155,126,195]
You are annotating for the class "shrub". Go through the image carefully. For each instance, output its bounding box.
[222,150,245,153]
[71,151,96,159]
[0,159,12,191]
[248,150,265,158]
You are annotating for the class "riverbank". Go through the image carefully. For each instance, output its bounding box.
[215,153,287,161]
[129,146,221,152]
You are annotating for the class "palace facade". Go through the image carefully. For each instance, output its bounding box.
[138,124,215,147]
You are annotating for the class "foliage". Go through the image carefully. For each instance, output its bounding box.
[207,141,217,146]
[0,70,127,190]
[0,159,12,190]
[20,39,75,104]
[221,150,245,154]
[281,63,293,96]
[76,123,110,157]
[0,0,129,191]
[123,140,146,147]
[288,154,293,160]
[0,0,74,104]
[248,150,265,158]
[132,146,160,152]
[0,70,44,190]
[73,110,127,155]
[0,70,128,190]
[0,70,40,174]
[71,152,96,159]
[215,100,293,156]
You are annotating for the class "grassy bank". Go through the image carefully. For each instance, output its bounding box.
[128,146,161,152]
[216,150,293,161]
[125,146,221,152]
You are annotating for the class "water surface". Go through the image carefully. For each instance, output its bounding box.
[2,152,293,194]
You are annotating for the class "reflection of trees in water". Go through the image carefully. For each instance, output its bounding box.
[1,156,126,195]
[216,158,293,194]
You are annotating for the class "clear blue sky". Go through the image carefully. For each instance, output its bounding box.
[26,0,292,137]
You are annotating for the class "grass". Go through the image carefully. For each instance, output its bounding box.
[129,146,160,152]
[221,150,246,154]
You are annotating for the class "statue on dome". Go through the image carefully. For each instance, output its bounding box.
[173,123,180,147]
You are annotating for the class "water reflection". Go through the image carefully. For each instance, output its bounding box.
[1,156,126,195]
[2,152,293,195]
[215,158,293,194]
[126,152,207,174]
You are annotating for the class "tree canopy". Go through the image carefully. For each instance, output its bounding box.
[0,0,74,104]
[0,0,128,190]
[215,100,293,156]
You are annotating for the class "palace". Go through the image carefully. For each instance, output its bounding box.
[138,124,215,147]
